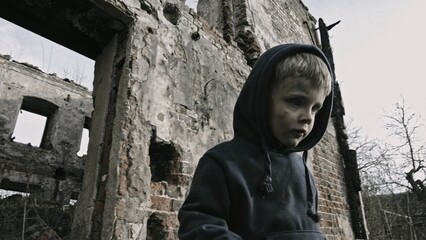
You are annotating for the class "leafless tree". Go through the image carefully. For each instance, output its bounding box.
[349,97,426,199]
[347,97,426,239]
[62,60,87,85]
[346,119,397,194]
[383,97,426,202]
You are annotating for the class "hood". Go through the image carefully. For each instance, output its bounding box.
[233,43,334,153]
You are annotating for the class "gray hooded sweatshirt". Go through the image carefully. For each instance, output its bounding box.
[178,44,334,240]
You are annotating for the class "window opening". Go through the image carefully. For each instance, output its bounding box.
[0,189,27,199]
[77,117,91,157]
[11,110,46,147]
[77,129,89,157]
[149,136,181,183]
[185,0,198,10]
[0,179,41,194]
[12,96,59,149]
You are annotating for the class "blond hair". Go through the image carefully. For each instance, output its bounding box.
[273,53,332,94]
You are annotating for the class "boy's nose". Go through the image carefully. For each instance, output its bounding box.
[299,110,314,125]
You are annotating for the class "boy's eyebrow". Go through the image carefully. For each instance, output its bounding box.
[286,92,313,99]
[286,93,325,105]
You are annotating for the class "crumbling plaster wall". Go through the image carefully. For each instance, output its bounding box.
[246,0,316,49]
[197,0,318,65]
[64,1,251,238]
[76,5,251,240]
[0,55,93,202]
[198,0,317,49]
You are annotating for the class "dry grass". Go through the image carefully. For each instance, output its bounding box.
[0,194,73,240]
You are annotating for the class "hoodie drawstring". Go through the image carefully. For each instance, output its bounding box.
[260,136,275,194]
[259,139,322,224]
[303,150,321,222]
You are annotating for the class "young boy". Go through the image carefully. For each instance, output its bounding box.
[178,43,334,239]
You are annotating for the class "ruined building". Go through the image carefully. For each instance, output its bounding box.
[0,54,93,205]
[0,0,367,239]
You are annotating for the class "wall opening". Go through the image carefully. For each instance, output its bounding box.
[12,96,59,149]
[149,130,181,184]
[77,117,91,157]
[147,213,166,240]
[0,189,27,199]
[12,110,46,147]
[0,179,41,194]
[184,0,198,10]
[77,129,89,157]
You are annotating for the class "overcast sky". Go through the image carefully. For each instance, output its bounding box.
[0,18,94,90]
[302,0,426,140]
[1,0,425,147]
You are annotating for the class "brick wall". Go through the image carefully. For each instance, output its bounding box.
[313,125,355,239]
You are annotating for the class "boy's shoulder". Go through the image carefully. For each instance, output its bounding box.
[204,139,234,156]
[204,137,262,161]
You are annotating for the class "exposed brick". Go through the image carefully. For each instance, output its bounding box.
[150,195,173,211]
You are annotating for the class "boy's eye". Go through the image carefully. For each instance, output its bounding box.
[287,98,302,106]
[312,104,322,113]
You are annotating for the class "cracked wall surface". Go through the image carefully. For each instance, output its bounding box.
[0,0,364,239]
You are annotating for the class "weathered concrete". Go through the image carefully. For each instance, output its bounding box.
[0,0,366,239]
[198,0,318,65]
[0,55,93,204]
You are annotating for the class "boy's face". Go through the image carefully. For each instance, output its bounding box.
[268,76,328,148]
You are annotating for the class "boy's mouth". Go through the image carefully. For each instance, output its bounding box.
[292,129,306,138]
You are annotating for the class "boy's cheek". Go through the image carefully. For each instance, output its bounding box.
[306,125,314,136]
